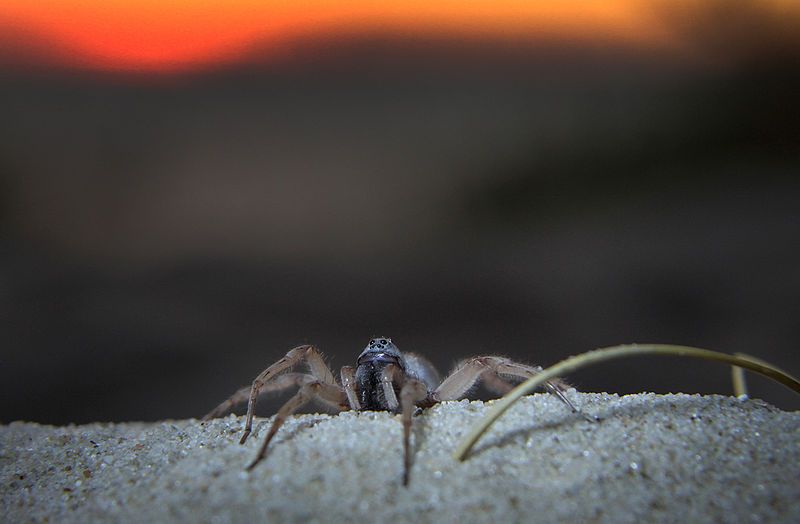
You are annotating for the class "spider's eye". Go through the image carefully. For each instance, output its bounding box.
[380,339,387,345]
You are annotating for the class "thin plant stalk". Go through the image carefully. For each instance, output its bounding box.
[453,344,800,461]
[731,352,750,398]
[731,363,748,398]
[730,352,796,398]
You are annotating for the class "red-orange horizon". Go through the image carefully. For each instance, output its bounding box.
[1,0,797,73]
[0,0,679,73]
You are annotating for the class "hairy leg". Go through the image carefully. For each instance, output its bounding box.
[246,381,346,470]
[402,352,441,392]
[237,345,338,444]
[202,373,314,421]
[399,378,429,485]
[477,369,515,396]
[433,356,593,420]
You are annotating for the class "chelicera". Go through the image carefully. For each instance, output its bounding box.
[203,337,587,484]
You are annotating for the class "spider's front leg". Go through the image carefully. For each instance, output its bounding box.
[246,380,346,470]
[203,344,339,444]
[399,377,428,486]
[238,344,340,444]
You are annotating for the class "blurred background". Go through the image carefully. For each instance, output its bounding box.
[1,1,798,424]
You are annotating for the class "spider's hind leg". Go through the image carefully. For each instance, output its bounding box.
[433,356,595,422]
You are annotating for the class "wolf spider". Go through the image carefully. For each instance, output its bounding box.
[203,337,589,485]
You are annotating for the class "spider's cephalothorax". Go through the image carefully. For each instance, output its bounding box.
[356,338,406,410]
[204,336,589,485]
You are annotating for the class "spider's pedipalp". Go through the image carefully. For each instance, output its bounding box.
[340,366,361,410]
[380,364,403,412]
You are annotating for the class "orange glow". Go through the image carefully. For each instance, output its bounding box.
[0,0,790,72]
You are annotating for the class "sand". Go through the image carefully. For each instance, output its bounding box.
[2,393,798,523]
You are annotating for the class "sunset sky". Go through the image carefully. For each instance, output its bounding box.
[2,1,799,72]
[0,0,685,72]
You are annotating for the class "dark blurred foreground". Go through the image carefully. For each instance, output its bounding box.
[1,3,799,423]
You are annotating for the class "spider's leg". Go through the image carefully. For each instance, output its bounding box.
[433,357,495,401]
[340,366,361,410]
[399,378,428,486]
[402,352,441,391]
[473,369,587,416]
[240,344,337,444]
[492,360,595,422]
[202,373,313,421]
[477,370,515,396]
[433,356,594,421]
[246,381,346,470]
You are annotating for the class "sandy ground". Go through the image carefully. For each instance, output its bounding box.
[2,392,798,523]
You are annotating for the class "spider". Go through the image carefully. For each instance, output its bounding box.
[203,337,589,485]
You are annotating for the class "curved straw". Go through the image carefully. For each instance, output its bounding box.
[731,352,795,398]
[453,344,800,461]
